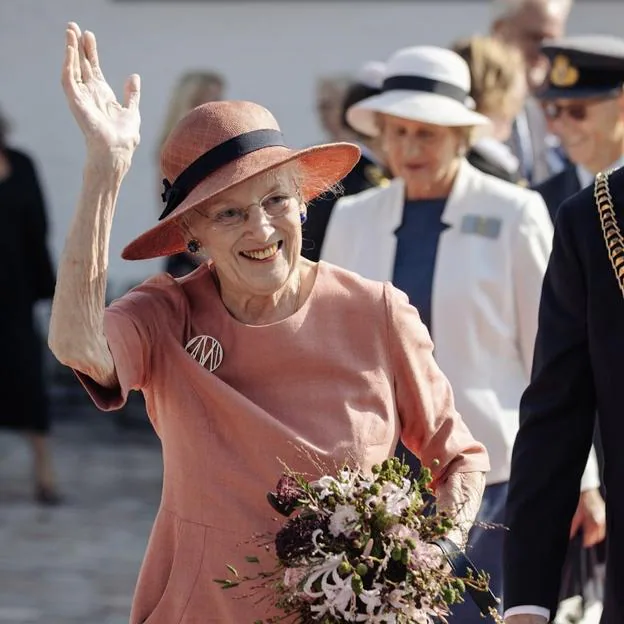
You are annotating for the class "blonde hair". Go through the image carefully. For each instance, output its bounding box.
[452,36,526,119]
[157,71,226,154]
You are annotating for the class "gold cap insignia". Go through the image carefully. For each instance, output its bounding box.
[550,54,579,88]
[364,164,390,188]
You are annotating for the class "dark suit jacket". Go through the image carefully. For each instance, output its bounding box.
[504,166,624,621]
[301,153,388,262]
[508,97,568,186]
[466,147,521,184]
[533,165,581,223]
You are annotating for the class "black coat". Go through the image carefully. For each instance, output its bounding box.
[301,153,388,262]
[504,166,624,622]
[0,148,56,432]
[533,165,581,223]
[466,147,522,184]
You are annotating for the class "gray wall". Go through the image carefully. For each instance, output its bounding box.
[1,0,621,291]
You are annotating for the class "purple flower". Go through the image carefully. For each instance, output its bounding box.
[267,475,305,517]
[275,514,328,563]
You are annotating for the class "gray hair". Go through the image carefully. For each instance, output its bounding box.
[490,0,573,23]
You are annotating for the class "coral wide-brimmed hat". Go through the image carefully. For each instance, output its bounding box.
[122,101,360,260]
[346,46,490,137]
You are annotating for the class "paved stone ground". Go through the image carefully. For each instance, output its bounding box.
[0,398,162,624]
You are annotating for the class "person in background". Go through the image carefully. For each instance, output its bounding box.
[157,70,227,277]
[490,0,573,184]
[321,45,600,622]
[315,73,353,143]
[303,61,390,261]
[0,107,60,505]
[534,36,624,220]
[452,35,528,183]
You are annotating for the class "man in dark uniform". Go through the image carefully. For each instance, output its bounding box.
[533,35,624,222]
[503,137,624,622]
[302,61,390,261]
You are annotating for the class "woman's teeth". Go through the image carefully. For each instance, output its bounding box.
[241,242,279,260]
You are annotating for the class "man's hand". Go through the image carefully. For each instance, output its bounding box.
[504,615,548,624]
[570,488,606,547]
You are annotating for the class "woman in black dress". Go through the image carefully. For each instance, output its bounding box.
[0,109,60,504]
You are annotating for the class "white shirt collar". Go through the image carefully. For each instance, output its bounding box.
[576,155,624,188]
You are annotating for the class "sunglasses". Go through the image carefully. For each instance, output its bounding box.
[542,96,617,122]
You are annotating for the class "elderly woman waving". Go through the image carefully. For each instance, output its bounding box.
[321,46,601,622]
[48,24,489,624]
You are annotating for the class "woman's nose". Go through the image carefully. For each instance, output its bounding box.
[245,205,275,237]
[404,138,422,158]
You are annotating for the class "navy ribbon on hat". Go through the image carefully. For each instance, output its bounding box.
[159,128,286,221]
[382,74,469,103]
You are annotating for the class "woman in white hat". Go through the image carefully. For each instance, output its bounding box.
[321,45,600,622]
[48,24,490,624]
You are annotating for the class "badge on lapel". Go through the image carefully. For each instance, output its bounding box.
[185,335,224,372]
[460,215,502,239]
[364,164,390,188]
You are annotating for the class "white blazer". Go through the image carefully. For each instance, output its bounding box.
[322,159,599,487]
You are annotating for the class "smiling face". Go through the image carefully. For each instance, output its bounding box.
[379,114,466,199]
[184,165,304,300]
[544,93,624,173]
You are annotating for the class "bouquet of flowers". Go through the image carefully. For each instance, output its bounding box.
[216,457,501,623]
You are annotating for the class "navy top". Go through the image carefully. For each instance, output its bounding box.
[392,198,449,477]
[392,198,449,333]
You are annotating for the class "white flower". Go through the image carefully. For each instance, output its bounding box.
[316,468,358,500]
[388,585,436,623]
[303,556,357,620]
[329,504,360,537]
[367,478,413,516]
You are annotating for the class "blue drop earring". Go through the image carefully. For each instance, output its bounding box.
[300,213,307,224]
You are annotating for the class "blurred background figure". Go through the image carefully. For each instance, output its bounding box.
[0,107,59,505]
[490,0,574,184]
[315,73,354,143]
[303,61,390,261]
[453,35,528,183]
[156,70,227,277]
[535,35,624,220]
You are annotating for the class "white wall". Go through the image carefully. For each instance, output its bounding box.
[0,0,621,292]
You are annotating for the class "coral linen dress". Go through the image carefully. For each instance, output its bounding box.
[77,261,488,623]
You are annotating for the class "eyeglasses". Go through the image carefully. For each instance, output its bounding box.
[199,192,297,229]
[542,96,616,122]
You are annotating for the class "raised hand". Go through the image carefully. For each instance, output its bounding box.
[61,22,140,159]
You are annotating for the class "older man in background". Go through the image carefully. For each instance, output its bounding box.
[490,0,573,184]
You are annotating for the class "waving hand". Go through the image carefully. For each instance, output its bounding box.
[61,22,141,158]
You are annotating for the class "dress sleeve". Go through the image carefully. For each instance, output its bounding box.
[74,274,184,411]
[384,283,490,485]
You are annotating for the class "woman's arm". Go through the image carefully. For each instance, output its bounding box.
[385,284,489,542]
[48,23,140,387]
